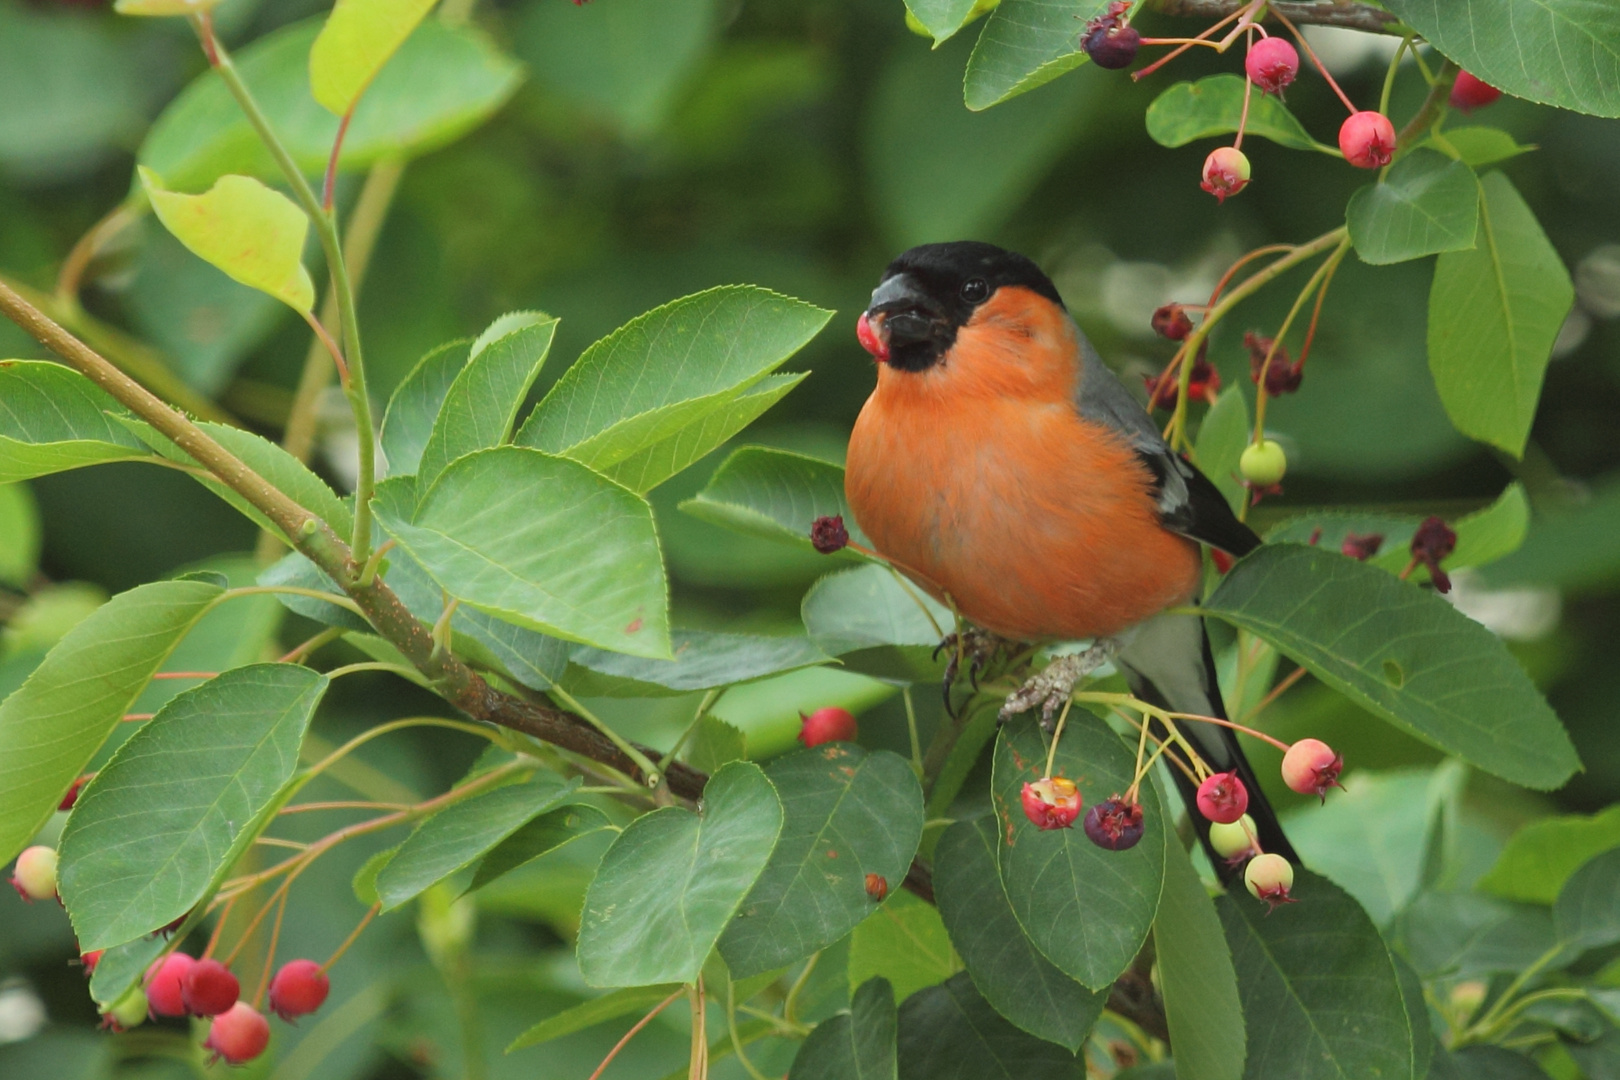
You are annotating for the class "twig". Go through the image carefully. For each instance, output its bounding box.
[1147,0,1399,34]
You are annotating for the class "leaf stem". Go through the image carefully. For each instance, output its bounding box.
[587,989,684,1080]
[320,903,378,974]
[1251,232,1353,446]
[548,684,664,788]
[1396,58,1460,152]
[1378,35,1413,118]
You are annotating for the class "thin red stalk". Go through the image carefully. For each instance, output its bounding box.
[322,111,353,214]
[1208,244,1293,306]
[588,989,685,1080]
[224,875,294,968]
[1133,4,1248,80]
[321,904,378,974]
[121,713,154,723]
[252,889,290,1008]
[301,310,349,383]
[1235,65,1254,150]
[202,893,239,961]
[1245,665,1310,720]
[1273,8,1357,113]
[279,801,411,815]
[1165,710,1291,752]
[1295,246,1345,369]
[152,671,218,681]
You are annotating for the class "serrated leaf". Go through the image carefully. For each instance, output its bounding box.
[896,972,1083,1078]
[371,449,672,659]
[566,629,829,697]
[0,579,222,866]
[1145,74,1327,153]
[1218,869,1420,1080]
[904,0,982,44]
[139,168,314,312]
[720,745,925,978]
[686,716,746,773]
[791,976,899,1080]
[577,761,782,987]
[59,665,327,950]
[1155,837,1244,1080]
[962,0,1103,111]
[86,934,168,1010]
[375,773,579,910]
[310,0,438,116]
[1203,544,1578,789]
[1476,805,1620,905]
[679,445,863,552]
[0,360,152,483]
[1428,172,1575,457]
[801,564,951,682]
[849,891,960,1004]
[933,818,1103,1052]
[1348,149,1479,265]
[508,984,684,1052]
[992,713,1166,991]
[466,803,611,895]
[1397,891,1559,979]
[1555,847,1620,951]
[381,339,472,478]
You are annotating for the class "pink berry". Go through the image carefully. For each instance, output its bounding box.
[268,959,330,1021]
[1339,111,1396,168]
[1245,37,1298,95]
[203,1002,270,1065]
[1244,852,1297,911]
[1200,146,1251,203]
[1083,795,1145,851]
[1449,71,1501,112]
[181,958,240,1017]
[1195,771,1250,824]
[1020,777,1083,831]
[9,845,58,902]
[1281,738,1344,801]
[144,953,196,1018]
[798,706,857,748]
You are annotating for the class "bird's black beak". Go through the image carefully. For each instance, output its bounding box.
[866,273,942,350]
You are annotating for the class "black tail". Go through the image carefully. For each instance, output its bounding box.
[1115,611,1297,884]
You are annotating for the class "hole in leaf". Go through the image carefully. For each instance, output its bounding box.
[1382,659,1404,688]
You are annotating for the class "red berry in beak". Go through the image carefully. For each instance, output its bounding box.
[1021,777,1083,830]
[1281,737,1344,801]
[181,958,240,1017]
[1083,795,1144,850]
[268,959,331,1022]
[203,1002,271,1065]
[1244,852,1297,911]
[856,312,889,362]
[1339,111,1396,168]
[1195,771,1250,824]
[799,706,858,748]
[1449,71,1501,112]
[1245,37,1299,95]
[1201,147,1251,203]
[144,953,196,1018]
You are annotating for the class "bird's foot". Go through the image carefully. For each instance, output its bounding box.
[999,639,1120,730]
[935,628,1013,716]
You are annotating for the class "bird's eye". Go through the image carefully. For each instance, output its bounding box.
[961,278,989,303]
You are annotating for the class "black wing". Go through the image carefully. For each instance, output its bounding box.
[1137,449,1261,557]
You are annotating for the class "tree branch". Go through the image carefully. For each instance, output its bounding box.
[1147,0,1400,34]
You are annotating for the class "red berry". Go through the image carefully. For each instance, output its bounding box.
[1082,22,1140,69]
[810,514,849,554]
[1244,852,1297,911]
[864,873,889,902]
[1200,147,1251,203]
[1339,111,1396,168]
[1281,738,1344,801]
[59,774,92,811]
[1083,795,1145,850]
[80,949,104,977]
[203,1002,271,1065]
[1211,549,1235,575]
[181,958,240,1017]
[268,959,330,1021]
[144,953,196,1018]
[856,311,889,362]
[1020,777,1083,830]
[1151,303,1193,341]
[1195,771,1250,824]
[1245,37,1299,95]
[798,706,857,748]
[1449,71,1501,112]
[10,845,58,902]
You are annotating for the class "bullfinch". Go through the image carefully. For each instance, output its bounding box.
[845,240,1296,874]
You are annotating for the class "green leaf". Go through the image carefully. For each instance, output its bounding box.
[139,18,522,191]
[1439,127,1535,168]
[848,891,961,1004]
[508,984,684,1052]
[352,846,396,907]
[114,0,220,14]
[962,0,1103,111]
[0,483,40,587]
[1154,838,1244,1080]
[686,716,747,773]
[992,713,1166,991]
[1440,1046,1555,1079]
[1347,149,1479,265]
[1218,869,1420,1080]
[1478,476,1620,593]
[1192,387,1250,515]
[577,761,783,987]
[566,630,830,697]
[719,745,926,978]
[1397,891,1559,979]
[375,773,580,910]
[1146,74,1328,153]
[0,361,152,483]
[0,579,221,866]
[58,664,327,950]
[516,287,831,493]
[904,0,983,44]
[933,818,1103,1052]
[792,976,899,1080]
[1476,805,1620,905]
[896,972,1084,1078]
[1554,848,1620,951]
[139,168,314,312]
[680,446,861,552]
[1381,0,1620,119]
[466,804,612,895]
[414,314,556,493]
[371,449,672,659]
[381,340,472,478]
[1428,172,1575,457]
[801,564,952,682]
[309,0,438,116]
[1203,544,1578,789]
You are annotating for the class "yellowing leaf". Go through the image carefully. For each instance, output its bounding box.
[310,0,440,116]
[138,168,315,313]
[114,0,222,15]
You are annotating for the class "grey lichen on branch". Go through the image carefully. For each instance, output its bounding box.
[1148,0,1400,34]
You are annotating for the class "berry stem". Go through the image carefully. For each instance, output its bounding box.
[251,888,291,1008]
[321,903,378,974]
[1234,59,1255,151]
[1111,709,1202,786]
[1270,8,1358,114]
[688,977,709,1080]
[1043,696,1075,780]
[1131,0,1257,81]
[278,626,345,664]
[203,893,239,961]
[1395,59,1460,151]
[1241,663,1310,723]
[1378,34,1414,119]
[1250,233,1353,450]
[587,988,685,1080]
[1163,710,1292,752]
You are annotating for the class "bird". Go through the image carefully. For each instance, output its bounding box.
[843,240,1296,876]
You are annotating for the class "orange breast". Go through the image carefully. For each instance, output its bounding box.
[844,289,1201,643]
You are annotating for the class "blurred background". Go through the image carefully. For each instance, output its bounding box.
[2,0,1618,1076]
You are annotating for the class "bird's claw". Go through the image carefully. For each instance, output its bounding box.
[999,639,1119,730]
[936,629,1010,717]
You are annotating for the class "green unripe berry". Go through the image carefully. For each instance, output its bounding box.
[1240,439,1287,487]
[1208,814,1259,860]
[103,986,148,1032]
